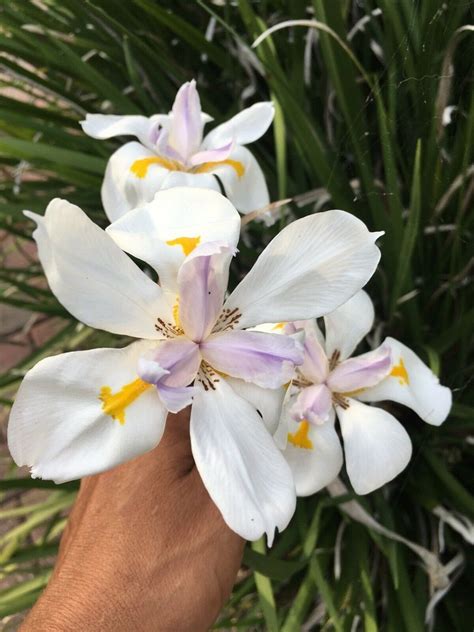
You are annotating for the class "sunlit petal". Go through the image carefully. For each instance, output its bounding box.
[225,210,382,329]
[337,398,412,495]
[324,290,375,361]
[190,378,296,545]
[283,409,343,496]
[107,188,240,299]
[8,342,166,483]
[25,199,166,339]
[203,102,274,148]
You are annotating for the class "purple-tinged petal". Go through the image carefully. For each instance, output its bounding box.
[200,330,303,389]
[167,80,203,163]
[178,241,236,342]
[163,143,185,163]
[327,345,392,393]
[136,358,169,385]
[137,339,200,388]
[290,384,332,425]
[190,141,234,166]
[157,384,196,413]
[301,329,329,384]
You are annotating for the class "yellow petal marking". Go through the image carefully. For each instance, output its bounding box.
[100,378,151,425]
[172,298,181,329]
[130,156,181,178]
[287,420,313,450]
[166,235,201,256]
[131,156,245,179]
[193,159,245,178]
[272,322,286,331]
[390,358,409,385]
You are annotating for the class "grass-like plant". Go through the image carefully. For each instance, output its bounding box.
[0,1,472,629]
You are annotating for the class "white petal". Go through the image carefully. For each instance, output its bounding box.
[203,102,274,148]
[225,210,382,330]
[81,113,168,149]
[282,409,343,496]
[159,170,222,193]
[324,290,375,361]
[358,338,452,426]
[26,199,166,339]
[8,341,167,483]
[208,145,270,213]
[190,378,296,544]
[107,187,240,297]
[101,141,171,222]
[224,377,286,435]
[337,399,412,495]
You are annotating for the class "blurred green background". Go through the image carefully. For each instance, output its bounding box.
[0,1,473,629]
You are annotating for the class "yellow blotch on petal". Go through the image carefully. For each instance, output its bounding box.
[390,358,409,385]
[130,156,181,178]
[172,299,181,329]
[100,378,150,425]
[166,236,201,256]
[194,159,245,178]
[272,322,286,331]
[287,420,313,450]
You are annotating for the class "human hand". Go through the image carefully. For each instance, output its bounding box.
[22,408,245,632]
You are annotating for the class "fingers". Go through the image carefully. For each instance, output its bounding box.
[32,405,244,631]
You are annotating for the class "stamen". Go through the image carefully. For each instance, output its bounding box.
[329,349,341,371]
[213,307,242,332]
[292,372,312,389]
[197,361,220,391]
[155,317,183,339]
[332,392,350,409]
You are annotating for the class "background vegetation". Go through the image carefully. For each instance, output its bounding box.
[0,1,473,629]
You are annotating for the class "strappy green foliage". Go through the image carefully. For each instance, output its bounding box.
[0,1,472,629]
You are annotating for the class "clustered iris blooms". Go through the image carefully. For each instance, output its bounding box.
[8,188,382,543]
[8,80,452,545]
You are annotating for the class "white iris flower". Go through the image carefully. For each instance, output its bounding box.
[271,291,452,496]
[81,80,274,222]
